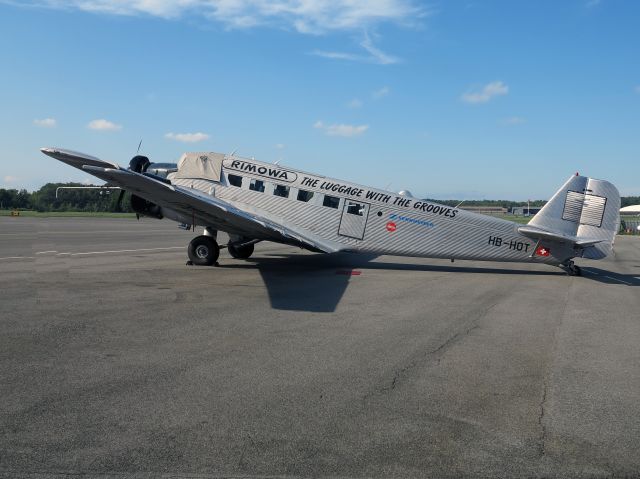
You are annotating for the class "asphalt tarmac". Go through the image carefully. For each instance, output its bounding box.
[1,217,639,478]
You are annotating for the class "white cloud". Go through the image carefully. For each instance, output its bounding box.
[503,116,526,125]
[360,33,399,65]
[461,81,509,104]
[14,1,423,32]
[17,1,421,66]
[635,85,640,94]
[312,49,361,61]
[33,118,57,128]
[372,86,390,99]
[275,143,285,149]
[314,120,368,137]
[4,175,18,183]
[311,34,400,65]
[87,119,122,131]
[165,132,210,143]
[347,98,363,109]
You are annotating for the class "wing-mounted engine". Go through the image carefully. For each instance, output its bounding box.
[125,155,177,219]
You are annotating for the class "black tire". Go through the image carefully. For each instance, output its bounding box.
[228,242,254,259]
[187,236,220,266]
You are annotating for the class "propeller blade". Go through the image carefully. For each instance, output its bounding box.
[116,189,126,212]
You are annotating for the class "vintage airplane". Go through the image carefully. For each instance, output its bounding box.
[41,147,620,276]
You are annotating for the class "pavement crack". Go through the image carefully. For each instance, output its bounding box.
[374,299,500,398]
[537,281,572,458]
[538,376,548,457]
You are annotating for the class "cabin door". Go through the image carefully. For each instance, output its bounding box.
[338,200,370,240]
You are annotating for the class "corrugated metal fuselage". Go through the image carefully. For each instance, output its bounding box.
[171,158,572,265]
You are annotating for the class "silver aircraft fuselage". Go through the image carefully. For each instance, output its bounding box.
[169,156,571,265]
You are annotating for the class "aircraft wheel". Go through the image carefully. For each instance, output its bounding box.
[188,235,220,266]
[228,242,254,259]
[564,261,582,276]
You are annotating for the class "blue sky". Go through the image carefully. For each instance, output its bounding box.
[0,0,638,199]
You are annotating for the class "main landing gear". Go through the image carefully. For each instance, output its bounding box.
[562,260,582,276]
[186,230,256,266]
[227,241,255,259]
[187,235,220,266]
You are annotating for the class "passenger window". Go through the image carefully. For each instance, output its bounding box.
[228,174,242,187]
[249,179,265,193]
[273,184,290,198]
[297,189,314,202]
[346,201,364,216]
[323,195,340,209]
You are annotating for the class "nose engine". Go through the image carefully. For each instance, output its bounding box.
[126,155,176,219]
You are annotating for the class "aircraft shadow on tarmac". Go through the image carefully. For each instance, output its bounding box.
[218,252,639,312]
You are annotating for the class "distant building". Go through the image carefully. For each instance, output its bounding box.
[458,206,508,215]
[511,206,542,216]
[620,205,640,215]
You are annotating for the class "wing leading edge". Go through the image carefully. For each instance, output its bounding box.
[42,148,343,254]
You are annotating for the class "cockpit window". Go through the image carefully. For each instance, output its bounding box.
[228,174,242,187]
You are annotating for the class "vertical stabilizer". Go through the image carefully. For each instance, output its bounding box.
[529,175,620,259]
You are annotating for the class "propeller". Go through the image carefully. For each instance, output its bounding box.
[115,189,126,212]
[113,140,145,213]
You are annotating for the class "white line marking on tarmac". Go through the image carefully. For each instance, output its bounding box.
[604,275,633,285]
[62,246,184,256]
[1,246,184,261]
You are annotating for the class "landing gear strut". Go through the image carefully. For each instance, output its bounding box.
[187,235,220,266]
[562,260,582,276]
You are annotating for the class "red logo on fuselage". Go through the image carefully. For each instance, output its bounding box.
[386,222,397,232]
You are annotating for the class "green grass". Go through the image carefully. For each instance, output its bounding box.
[0,210,136,218]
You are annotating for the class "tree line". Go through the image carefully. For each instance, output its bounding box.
[0,183,131,212]
[1,183,639,212]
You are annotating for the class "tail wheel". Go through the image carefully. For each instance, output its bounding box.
[188,235,220,266]
[228,242,254,259]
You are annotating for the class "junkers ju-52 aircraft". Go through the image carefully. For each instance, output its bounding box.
[41,147,620,276]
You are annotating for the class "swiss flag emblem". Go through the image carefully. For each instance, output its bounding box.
[535,246,551,257]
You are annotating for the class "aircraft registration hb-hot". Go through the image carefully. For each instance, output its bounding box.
[41,147,621,276]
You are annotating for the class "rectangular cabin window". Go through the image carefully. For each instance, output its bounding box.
[346,201,365,216]
[228,174,243,187]
[297,189,314,202]
[323,195,340,209]
[249,179,265,193]
[273,184,290,198]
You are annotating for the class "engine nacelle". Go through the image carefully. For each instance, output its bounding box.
[129,156,177,178]
[130,194,163,219]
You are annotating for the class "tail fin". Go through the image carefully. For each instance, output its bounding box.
[527,174,620,259]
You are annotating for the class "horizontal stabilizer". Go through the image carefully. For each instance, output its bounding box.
[518,225,603,247]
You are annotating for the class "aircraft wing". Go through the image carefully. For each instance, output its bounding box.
[518,225,604,247]
[42,148,343,254]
